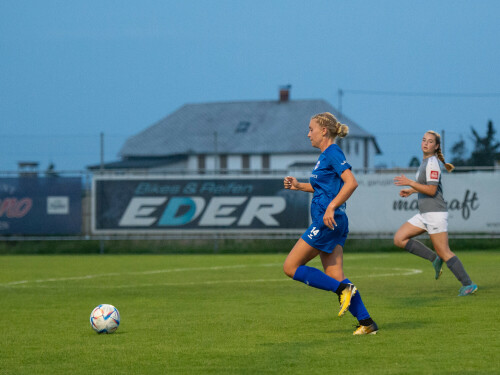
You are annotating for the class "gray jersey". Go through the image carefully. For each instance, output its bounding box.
[415,156,447,213]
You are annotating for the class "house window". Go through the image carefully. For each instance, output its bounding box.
[197,154,205,174]
[345,140,350,155]
[220,154,228,174]
[355,141,359,155]
[236,121,251,133]
[242,154,250,173]
[262,154,270,172]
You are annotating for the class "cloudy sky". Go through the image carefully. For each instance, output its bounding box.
[1,0,499,172]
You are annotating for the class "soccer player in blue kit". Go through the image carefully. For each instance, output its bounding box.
[283,112,378,335]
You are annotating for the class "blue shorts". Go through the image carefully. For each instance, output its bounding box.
[301,213,349,253]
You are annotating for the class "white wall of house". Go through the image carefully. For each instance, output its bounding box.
[342,138,363,169]
[270,153,319,170]
[365,140,378,169]
[340,137,379,170]
[206,155,216,170]
[148,159,189,172]
[227,155,241,170]
[250,155,261,170]
[187,156,197,170]
[182,140,377,173]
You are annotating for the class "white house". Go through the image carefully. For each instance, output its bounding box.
[91,88,381,173]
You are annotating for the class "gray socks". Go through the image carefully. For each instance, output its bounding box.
[405,240,472,286]
[446,256,472,286]
[404,239,438,262]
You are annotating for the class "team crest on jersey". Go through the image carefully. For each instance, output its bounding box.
[314,161,320,170]
[308,226,320,239]
[430,171,439,179]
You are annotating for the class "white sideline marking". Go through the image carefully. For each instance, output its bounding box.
[357,267,423,278]
[110,268,423,288]
[1,262,422,288]
[1,254,391,286]
[1,264,253,286]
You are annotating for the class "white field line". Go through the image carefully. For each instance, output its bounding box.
[0,259,421,288]
[1,264,252,286]
[1,254,390,286]
[95,268,423,289]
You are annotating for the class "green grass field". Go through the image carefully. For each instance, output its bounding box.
[1,251,498,374]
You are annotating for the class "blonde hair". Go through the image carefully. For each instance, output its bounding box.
[426,130,455,172]
[311,112,349,139]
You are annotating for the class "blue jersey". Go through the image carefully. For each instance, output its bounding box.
[301,144,352,253]
[309,144,351,221]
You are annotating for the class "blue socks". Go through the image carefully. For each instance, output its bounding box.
[292,266,371,321]
[293,265,342,293]
[342,278,370,321]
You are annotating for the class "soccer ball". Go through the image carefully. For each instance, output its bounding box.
[90,304,120,334]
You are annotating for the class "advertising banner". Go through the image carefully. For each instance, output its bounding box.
[92,176,309,233]
[0,177,82,235]
[92,172,499,235]
[348,172,500,233]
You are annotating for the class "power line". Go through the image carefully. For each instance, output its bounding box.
[341,89,500,98]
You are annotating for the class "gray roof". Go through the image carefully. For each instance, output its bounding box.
[88,155,187,170]
[120,99,380,157]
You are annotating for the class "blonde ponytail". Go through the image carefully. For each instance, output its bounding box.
[337,123,349,138]
[312,112,349,139]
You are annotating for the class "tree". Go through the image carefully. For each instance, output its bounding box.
[450,136,468,166]
[449,120,499,167]
[469,120,500,166]
[408,156,420,167]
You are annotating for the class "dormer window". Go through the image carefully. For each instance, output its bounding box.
[236,121,251,133]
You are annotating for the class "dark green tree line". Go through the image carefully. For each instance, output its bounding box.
[450,120,499,167]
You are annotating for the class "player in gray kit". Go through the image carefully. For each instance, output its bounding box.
[393,131,477,296]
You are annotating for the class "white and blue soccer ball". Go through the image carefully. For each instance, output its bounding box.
[90,304,120,334]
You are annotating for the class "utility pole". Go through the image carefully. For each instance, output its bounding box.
[214,131,218,172]
[338,89,343,116]
[100,132,104,171]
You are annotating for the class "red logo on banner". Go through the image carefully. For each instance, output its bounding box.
[0,198,32,218]
[430,171,439,179]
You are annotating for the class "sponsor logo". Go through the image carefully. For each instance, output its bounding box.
[314,161,320,170]
[341,160,347,165]
[118,196,286,227]
[392,189,479,220]
[0,198,32,218]
[47,196,69,215]
[430,171,439,179]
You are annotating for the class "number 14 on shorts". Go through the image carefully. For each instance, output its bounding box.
[308,227,320,239]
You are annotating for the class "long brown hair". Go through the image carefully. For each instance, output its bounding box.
[426,130,455,172]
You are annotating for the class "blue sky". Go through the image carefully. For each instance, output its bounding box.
[1,1,499,172]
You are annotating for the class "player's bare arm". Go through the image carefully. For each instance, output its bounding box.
[399,188,417,197]
[284,176,314,192]
[393,174,437,197]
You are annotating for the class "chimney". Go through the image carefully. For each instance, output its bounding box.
[279,84,291,102]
